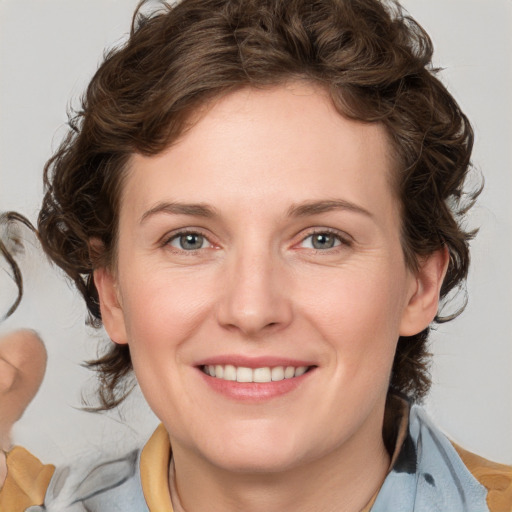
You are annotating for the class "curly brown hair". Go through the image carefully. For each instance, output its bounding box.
[38,0,478,409]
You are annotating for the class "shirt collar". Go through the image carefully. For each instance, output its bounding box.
[139,396,411,512]
[140,423,174,512]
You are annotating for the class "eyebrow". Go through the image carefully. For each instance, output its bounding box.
[140,198,373,225]
[140,202,218,224]
[286,199,373,218]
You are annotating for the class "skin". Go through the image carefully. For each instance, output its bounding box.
[95,83,448,512]
[0,329,47,487]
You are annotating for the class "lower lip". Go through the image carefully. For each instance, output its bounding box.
[197,368,314,402]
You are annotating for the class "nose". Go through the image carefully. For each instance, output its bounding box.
[216,246,293,338]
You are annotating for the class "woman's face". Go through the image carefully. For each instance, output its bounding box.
[97,83,436,473]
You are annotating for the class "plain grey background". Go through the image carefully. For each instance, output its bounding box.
[0,0,511,465]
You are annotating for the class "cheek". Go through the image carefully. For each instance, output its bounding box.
[117,272,212,422]
[296,264,408,363]
[303,264,406,321]
[119,270,214,355]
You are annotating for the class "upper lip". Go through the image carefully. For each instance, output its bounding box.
[194,355,317,368]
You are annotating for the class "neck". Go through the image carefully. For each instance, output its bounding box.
[170,413,390,512]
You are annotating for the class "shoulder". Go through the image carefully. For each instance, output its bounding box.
[373,402,511,512]
[408,405,512,512]
[452,442,512,512]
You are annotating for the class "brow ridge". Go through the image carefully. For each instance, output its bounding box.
[286,199,373,218]
[140,198,372,225]
[140,202,217,224]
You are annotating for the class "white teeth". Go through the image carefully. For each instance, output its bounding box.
[224,364,237,381]
[215,365,224,379]
[271,366,284,381]
[294,366,307,377]
[203,364,311,383]
[254,367,272,383]
[284,366,295,379]
[236,367,253,382]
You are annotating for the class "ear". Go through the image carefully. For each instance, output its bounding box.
[399,247,450,336]
[94,266,128,345]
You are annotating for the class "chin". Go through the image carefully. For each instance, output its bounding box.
[211,446,305,475]
[197,422,316,474]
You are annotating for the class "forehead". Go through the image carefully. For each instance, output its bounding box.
[122,83,398,224]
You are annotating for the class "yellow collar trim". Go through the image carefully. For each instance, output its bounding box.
[140,423,174,512]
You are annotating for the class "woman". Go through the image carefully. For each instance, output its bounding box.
[2,0,511,510]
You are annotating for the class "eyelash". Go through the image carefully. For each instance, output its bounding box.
[161,228,352,253]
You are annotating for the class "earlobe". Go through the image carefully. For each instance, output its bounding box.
[399,247,449,336]
[94,267,128,345]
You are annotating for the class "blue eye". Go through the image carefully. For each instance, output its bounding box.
[301,232,342,250]
[169,233,210,251]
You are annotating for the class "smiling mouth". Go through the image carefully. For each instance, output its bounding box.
[200,364,314,383]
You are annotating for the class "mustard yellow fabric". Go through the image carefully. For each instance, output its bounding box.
[0,446,55,512]
[453,443,512,512]
[140,423,174,511]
